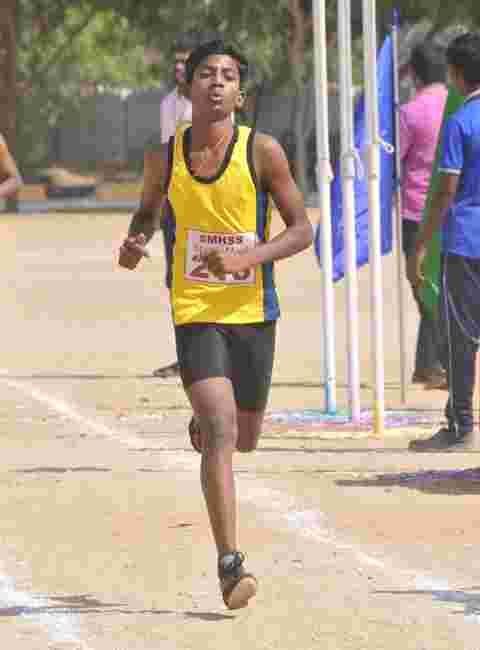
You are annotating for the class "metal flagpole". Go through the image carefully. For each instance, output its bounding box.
[362,0,385,435]
[338,0,361,422]
[313,0,337,414]
[391,8,408,404]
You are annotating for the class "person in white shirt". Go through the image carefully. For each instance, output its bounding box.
[154,33,199,378]
[154,33,235,378]
[159,38,195,144]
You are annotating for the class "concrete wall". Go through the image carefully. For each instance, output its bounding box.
[52,82,340,188]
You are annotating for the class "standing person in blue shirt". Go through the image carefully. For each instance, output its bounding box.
[408,32,480,451]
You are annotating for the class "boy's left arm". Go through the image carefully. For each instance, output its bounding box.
[205,134,313,278]
[0,134,22,199]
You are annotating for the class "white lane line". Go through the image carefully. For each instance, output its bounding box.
[0,378,150,649]
[0,562,94,649]
[2,376,479,640]
[3,378,147,450]
[241,492,480,625]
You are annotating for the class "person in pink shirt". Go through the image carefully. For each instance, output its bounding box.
[400,40,448,388]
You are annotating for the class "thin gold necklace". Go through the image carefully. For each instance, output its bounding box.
[190,131,230,175]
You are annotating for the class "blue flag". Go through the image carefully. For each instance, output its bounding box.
[315,35,395,281]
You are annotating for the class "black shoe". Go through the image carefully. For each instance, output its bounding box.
[409,427,474,452]
[152,361,180,378]
[188,416,203,454]
[411,368,446,385]
[423,375,448,391]
[218,551,257,610]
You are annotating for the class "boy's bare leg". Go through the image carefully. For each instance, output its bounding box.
[235,410,265,453]
[186,377,238,556]
[186,377,257,609]
[188,409,265,454]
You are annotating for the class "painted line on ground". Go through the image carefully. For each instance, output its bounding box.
[0,559,94,649]
[1,376,478,649]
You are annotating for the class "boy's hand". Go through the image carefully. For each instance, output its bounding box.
[204,250,249,280]
[119,233,150,269]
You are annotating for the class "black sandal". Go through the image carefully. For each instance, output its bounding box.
[152,361,180,378]
[218,552,257,610]
[188,416,203,453]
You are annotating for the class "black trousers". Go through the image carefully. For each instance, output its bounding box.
[402,219,443,373]
[439,254,480,434]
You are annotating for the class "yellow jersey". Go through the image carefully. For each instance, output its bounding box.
[167,124,280,325]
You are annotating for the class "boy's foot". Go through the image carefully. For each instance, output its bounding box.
[409,427,474,451]
[218,552,257,610]
[424,375,448,391]
[153,361,180,378]
[188,416,203,453]
[411,367,446,385]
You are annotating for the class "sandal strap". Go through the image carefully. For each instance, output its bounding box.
[218,551,245,578]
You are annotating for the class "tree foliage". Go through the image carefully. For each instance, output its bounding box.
[12,0,480,172]
[16,1,158,171]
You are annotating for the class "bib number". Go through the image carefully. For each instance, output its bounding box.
[185,230,256,285]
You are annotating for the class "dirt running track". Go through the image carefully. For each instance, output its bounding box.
[1,209,480,649]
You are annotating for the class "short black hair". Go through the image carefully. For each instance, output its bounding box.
[409,40,446,86]
[185,39,249,87]
[446,32,480,86]
[172,31,202,54]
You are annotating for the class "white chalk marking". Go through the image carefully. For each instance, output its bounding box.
[2,375,479,644]
[0,563,94,649]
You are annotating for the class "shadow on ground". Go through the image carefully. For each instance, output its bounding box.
[0,594,233,621]
[337,467,480,495]
[375,588,480,617]
[3,373,426,391]
[13,467,112,474]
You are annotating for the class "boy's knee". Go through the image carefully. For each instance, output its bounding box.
[235,416,263,453]
[201,411,237,452]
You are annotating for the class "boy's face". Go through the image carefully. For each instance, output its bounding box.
[175,50,191,86]
[189,54,244,119]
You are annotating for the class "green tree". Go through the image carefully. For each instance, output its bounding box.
[13,0,294,173]
[8,0,480,178]
[16,2,161,173]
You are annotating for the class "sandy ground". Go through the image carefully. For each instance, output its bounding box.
[1,208,480,649]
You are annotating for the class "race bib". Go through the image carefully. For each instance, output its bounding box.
[185,229,256,285]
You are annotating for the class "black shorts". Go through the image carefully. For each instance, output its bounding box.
[174,321,276,411]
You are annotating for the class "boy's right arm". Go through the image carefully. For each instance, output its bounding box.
[119,144,167,269]
[0,133,23,199]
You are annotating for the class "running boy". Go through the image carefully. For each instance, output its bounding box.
[119,40,313,608]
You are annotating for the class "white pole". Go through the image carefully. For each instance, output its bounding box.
[362,0,385,435]
[338,0,361,422]
[392,10,408,404]
[313,0,337,414]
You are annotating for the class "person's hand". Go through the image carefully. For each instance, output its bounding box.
[204,250,250,281]
[118,233,150,270]
[407,244,427,295]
